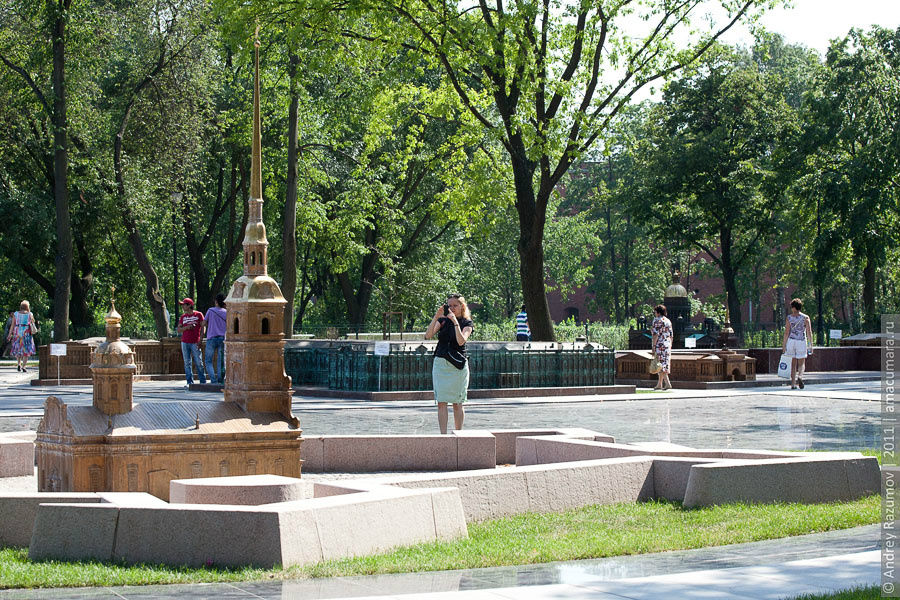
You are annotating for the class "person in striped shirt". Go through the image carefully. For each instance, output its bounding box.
[515,305,531,341]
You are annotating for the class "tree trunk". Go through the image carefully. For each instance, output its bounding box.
[605,205,621,324]
[337,250,379,328]
[181,192,213,313]
[115,109,168,339]
[719,228,743,337]
[862,245,877,331]
[172,199,179,305]
[815,286,824,345]
[606,158,621,323]
[50,0,72,341]
[510,150,555,341]
[337,271,362,325]
[295,243,312,331]
[69,230,93,330]
[282,53,300,338]
[624,215,631,318]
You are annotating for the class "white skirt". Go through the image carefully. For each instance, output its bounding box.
[432,357,469,404]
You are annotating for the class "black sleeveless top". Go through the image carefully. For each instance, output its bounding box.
[434,316,474,370]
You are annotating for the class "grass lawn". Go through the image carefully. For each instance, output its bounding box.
[0,496,880,589]
[789,585,881,599]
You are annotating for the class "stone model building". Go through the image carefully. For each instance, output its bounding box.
[91,298,136,415]
[34,36,302,501]
[628,269,718,350]
[222,36,296,426]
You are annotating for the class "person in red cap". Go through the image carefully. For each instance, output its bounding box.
[176,298,206,387]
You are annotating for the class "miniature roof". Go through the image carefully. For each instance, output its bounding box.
[38,399,299,438]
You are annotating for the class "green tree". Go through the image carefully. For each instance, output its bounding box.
[564,106,673,323]
[0,0,93,339]
[309,0,779,340]
[798,26,900,331]
[631,44,797,336]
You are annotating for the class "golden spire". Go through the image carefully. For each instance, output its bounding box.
[243,24,268,277]
[105,285,121,324]
[250,25,262,202]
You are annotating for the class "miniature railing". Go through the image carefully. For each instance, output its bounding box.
[284,341,615,392]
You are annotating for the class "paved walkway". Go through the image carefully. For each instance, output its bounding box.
[0,366,883,450]
[0,365,885,599]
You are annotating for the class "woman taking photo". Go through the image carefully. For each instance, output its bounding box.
[425,294,474,434]
[7,300,37,372]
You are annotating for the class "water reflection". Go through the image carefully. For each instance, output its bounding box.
[297,394,880,451]
[44,527,874,600]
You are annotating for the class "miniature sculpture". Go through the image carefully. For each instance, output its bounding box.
[222,34,296,426]
[33,33,302,500]
[91,288,136,415]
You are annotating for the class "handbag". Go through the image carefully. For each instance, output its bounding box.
[649,357,662,374]
[28,314,38,335]
[777,353,791,379]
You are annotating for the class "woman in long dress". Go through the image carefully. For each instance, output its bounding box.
[650,304,673,390]
[7,300,37,372]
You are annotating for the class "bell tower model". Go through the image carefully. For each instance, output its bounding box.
[223,33,298,427]
[90,291,136,415]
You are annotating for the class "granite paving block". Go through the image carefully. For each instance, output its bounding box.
[516,437,645,466]
[301,436,325,473]
[97,492,168,507]
[170,474,310,505]
[0,437,34,477]
[388,469,532,522]
[322,435,458,472]
[313,489,441,560]
[454,430,496,470]
[489,430,560,465]
[28,503,119,562]
[429,487,468,540]
[276,505,326,566]
[0,493,100,547]
[683,456,880,507]
[844,457,881,497]
[113,505,285,568]
[523,458,654,512]
[652,458,718,502]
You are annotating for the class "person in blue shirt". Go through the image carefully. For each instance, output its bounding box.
[515,305,530,341]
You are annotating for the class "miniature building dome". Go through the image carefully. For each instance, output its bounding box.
[665,272,688,298]
[91,300,134,367]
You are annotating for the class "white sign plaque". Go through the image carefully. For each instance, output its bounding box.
[829,329,842,340]
[374,341,391,356]
[684,337,697,348]
[50,343,67,356]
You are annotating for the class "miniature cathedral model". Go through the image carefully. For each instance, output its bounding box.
[223,34,297,426]
[34,35,302,500]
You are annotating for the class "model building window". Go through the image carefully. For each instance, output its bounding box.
[234,318,239,334]
[250,252,256,266]
[261,317,270,335]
